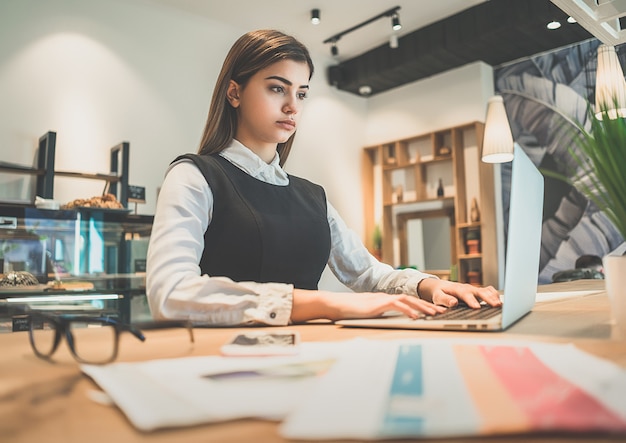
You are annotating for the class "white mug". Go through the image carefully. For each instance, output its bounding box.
[603,254,626,338]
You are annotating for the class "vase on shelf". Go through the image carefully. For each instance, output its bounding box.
[470,197,481,222]
[393,185,403,203]
[437,179,444,198]
[465,228,481,254]
[437,146,451,156]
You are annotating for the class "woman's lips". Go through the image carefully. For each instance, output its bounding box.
[277,120,296,130]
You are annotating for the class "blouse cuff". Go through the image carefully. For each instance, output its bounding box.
[391,273,438,297]
[243,282,294,325]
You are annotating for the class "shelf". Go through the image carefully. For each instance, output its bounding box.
[458,254,483,260]
[362,121,498,287]
[430,155,453,163]
[0,162,46,175]
[382,155,452,171]
[385,197,454,210]
[55,171,122,182]
[1,132,131,207]
[458,222,481,229]
[383,163,416,171]
[0,133,56,199]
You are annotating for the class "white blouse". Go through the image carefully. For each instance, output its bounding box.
[146,140,433,326]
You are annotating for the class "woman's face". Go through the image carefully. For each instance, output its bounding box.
[227,59,310,156]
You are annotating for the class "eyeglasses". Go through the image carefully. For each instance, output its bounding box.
[27,312,146,364]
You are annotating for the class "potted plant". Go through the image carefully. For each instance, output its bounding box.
[561,98,626,334]
[465,228,481,255]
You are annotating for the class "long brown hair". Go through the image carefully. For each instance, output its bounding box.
[197,30,314,166]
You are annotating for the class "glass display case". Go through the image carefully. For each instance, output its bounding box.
[0,204,153,331]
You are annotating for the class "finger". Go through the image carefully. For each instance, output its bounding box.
[453,285,502,308]
[439,286,483,308]
[380,300,423,319]
[476,286,502,306]
[459,291,482,308]
[401,296,447,315]
[431,289,461,308]
[467,284,498,308]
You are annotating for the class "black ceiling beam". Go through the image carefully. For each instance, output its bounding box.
[326,0,593,96]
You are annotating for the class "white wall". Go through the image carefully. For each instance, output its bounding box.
[366,61,495,144]
[0,0,239,212]
[0,0,494,291]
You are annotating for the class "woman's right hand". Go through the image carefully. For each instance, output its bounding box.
[290,289,447,323]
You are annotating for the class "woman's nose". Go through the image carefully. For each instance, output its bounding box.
[283,95,299,115]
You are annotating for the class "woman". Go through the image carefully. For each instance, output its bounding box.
[146,29,501,326]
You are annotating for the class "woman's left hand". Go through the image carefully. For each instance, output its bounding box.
[417,278,502,309]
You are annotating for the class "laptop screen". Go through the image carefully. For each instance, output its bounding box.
[501,145,544,328]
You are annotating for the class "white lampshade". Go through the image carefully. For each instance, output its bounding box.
[595,44,626,120]
[482,95,514,163]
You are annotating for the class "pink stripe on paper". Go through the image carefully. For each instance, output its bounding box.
[479,346,626,431]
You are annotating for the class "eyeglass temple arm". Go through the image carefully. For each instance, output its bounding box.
[132,319,195,343]
[127,324,146,342]
[92,317,146,342]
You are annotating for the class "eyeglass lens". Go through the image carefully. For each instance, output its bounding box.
[30,317,118,364]
[69,320,118,363]
[29,317,58,357]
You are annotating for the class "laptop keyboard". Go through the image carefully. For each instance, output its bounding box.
[424,305,502,321]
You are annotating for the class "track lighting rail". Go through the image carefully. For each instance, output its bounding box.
[323,6,401,45]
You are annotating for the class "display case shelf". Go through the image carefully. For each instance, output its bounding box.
[0,205,152,327]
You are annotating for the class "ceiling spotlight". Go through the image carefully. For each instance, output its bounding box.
[547,20,561,30]
[389,34,399,49]
[331,43,338,57]
[359,85,372,96]
[567,16,577,24]
[311,9,320,25]
[391,13,401,31]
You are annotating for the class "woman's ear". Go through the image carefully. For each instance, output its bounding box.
[226,80,241,108]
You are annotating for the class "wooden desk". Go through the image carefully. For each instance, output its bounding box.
[2,280,625,443]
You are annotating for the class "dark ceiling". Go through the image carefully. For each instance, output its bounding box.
[327,0,594,96]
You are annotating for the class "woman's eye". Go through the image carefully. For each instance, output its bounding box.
[297,91,308,100]
[270,85,285,94]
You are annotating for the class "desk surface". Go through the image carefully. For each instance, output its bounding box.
[2,280,625,443]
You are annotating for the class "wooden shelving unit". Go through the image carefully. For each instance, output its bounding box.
[362,122,499,287]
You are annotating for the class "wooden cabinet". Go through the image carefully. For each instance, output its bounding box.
[362,122,499,287]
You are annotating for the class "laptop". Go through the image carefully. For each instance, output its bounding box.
[337,145,544,331]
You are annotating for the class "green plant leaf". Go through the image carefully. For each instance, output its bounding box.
[565,99,626,240]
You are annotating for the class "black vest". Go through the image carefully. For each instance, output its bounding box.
[175,154,331,290]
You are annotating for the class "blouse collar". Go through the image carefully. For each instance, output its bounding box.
[219,139,289,185]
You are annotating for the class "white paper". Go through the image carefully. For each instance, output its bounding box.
[81,342,347,431]
[82,337,626,438]
[280,338,626,440]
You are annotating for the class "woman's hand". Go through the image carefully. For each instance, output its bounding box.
[291,289,447,323]
[417,278,502,309]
